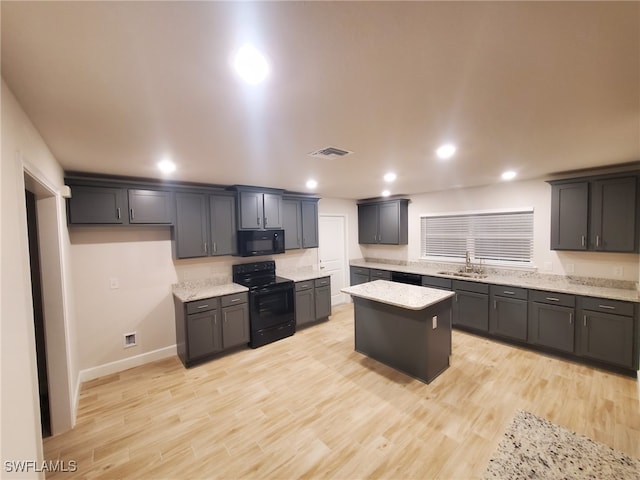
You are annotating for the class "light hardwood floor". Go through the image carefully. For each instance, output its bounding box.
[44,303,639,479]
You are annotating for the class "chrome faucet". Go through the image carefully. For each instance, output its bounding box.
[465,251,473,272]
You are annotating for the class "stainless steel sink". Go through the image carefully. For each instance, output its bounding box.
[437,270,488,279]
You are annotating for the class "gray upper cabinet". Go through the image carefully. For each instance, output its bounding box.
[67,186,126,224]
[590,176,637,252]
[128,189,173,224]
[283,197,319,250]
[237,190,283,230]
[357,199,408,245]
[174,193,208,258]
[209,195,236,256]
[550,174,638,253]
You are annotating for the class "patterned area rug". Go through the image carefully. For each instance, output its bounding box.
[484,410,640,479]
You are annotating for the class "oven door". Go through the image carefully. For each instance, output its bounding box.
[249,283,295,332]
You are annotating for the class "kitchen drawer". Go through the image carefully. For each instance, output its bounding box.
[221,292,247,308]
[351,267,370,276]
[529,290,575,308]
[422,276,453,290]
[579,297,634,316]
[453,279,489,295]
[295,280,314,292]
[370,269,392,280]
[315,276,330,288]
[186,297,218,314]
[490,285,528,300]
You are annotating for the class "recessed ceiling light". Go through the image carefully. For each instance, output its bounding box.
[383,172,397,182]
[436,143,456,160]
[501,170,517,181]
[233,45,269,84]
[381,190,391,197]
[157,158,176,174]
[306,179,318,189]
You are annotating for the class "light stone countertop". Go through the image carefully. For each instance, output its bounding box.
[342,280,455,311]
[279,270,330,282]
[172,279,248,303]
[351,259,640,303]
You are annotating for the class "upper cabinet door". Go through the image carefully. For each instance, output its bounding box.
[128,189,173,224]
[358,204,379,244]
[263,193,283,229]
[301,200,319,248]
[209,195,236,256]
[282,199,302,249]
[550,182,588,250]
[238,191,263,229]
[175,193,208,259]
[67,186,126,224]
[378,201,400,244]
[590,176,637,252]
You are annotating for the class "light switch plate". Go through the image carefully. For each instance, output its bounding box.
[110,278,119,289]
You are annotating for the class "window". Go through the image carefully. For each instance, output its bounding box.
[420,209,534,265]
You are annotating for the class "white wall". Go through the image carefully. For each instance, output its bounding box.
[1,79,77,477]
[362,179,639,282]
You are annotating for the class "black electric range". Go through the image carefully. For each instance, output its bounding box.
[232,261,295,348]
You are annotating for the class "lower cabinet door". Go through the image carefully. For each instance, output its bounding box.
[490,297,527,341]
[528,303,575,353]
[453,291,489,331]
[315,285,331,320]
[187,310,221,359]
[579,310,634,368]
[295,289,315,327]
[222,303,249,348]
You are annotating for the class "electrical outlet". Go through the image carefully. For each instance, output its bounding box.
[110,278,119,289]
[613,266,624,277]
[432,316,438,329]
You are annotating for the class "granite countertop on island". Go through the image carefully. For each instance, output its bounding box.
[342,280,454,310]
[172,279,248,303]
[350,259,640,303]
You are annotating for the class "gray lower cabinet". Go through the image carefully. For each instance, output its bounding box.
[67,186,126,224]
[489,285,528,341]
[453,280,489,332]
[350,267,370,286]
[175,292,249,367]
[295,277,331,327]
[422,276,452,290]
[174,192,236,259]
[577,297,636,369]
[128,189,173,224]
[527,290,575,353]
[370,269,392,281]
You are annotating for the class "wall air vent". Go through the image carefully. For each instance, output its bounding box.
[309,146,353,159]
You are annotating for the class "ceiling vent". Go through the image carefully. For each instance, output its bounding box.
[309,146,353,159]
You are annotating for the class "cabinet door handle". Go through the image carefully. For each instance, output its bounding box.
[569,313,573,324]
[493,300,497,309]
[116,207,121,220]
[214,313,217,325]
[197,304,210,309]
[503,291,515,295]
[581,235,586,247]
[213,242,217,254]
[598,305,615,310]
[583,315,587,326]
[231,298,239,303]
[264,217,267,226]
[546,297,560,302]
[130,208,134,220]
[257,217,261,226]
[595,235,601,247]
[204,242,208,254]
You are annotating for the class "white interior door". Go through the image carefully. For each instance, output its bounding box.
[318,215,347,305]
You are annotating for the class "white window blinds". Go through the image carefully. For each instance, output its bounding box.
[420,209,534,264]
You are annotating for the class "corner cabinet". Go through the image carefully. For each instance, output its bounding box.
[282,196,319,250]
[357,198,409,245]
[236,188,284,230]
[173,192,236,259]
[174,292,249,367]
[549,173,638,253]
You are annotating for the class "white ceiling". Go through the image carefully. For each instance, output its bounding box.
[2,1,639,199]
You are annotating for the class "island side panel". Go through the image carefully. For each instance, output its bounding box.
[353,297,452,384]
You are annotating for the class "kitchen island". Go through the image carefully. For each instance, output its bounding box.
[341,280,455,384]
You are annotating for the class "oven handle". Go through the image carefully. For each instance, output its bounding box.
[251,284,294,295]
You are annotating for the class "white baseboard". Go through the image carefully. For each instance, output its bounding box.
[78,345,177,384]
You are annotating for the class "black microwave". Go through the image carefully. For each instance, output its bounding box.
[237,229,285,257]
